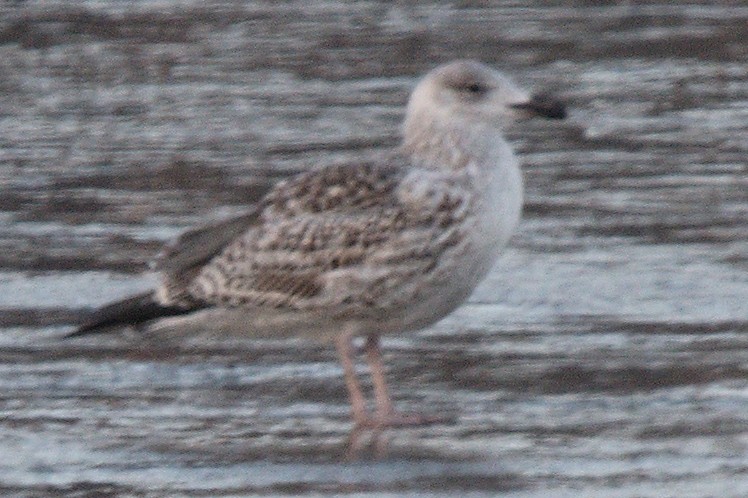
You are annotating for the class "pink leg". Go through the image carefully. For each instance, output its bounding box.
[336,332,453,427]
[363,335,450,427]
[363,335,395,418]
[335,331,369,425]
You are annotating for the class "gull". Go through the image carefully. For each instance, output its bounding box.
[69,60,566,427]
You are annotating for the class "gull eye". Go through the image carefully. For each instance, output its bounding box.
[466,83,484,93]
[442,69,490,96]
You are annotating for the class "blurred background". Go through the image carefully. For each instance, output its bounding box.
[1,1,746,496]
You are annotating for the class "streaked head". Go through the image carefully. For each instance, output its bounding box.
[405,60,566,130]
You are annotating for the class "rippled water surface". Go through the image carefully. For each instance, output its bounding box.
[1,1,747,496]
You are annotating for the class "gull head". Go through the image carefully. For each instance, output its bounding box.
[405,60,566,133]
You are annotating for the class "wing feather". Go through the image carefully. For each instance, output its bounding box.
[180,158,471,314]
[154,210,261,306]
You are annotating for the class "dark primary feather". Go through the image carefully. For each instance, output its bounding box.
[67,211,262,337]
[66,292,195,338]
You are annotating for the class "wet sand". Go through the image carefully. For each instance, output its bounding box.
[1,1,747,496]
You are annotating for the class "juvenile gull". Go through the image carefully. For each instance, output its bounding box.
[70,60,566,427]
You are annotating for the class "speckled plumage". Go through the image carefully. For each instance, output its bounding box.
[72,60,565,426]
[187,158,472,313]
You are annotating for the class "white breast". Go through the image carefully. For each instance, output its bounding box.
[389,136,523,334]
[452,134,523,294]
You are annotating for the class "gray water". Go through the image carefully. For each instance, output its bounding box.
[1,1,747,496]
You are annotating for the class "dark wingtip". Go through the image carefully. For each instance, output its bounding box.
[512,94,567,120]
[64,292,194,339]
[64,320,110,339]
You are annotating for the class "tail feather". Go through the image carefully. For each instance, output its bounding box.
[67,292,191,338]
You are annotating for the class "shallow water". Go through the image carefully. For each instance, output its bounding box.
[1,1,747,496]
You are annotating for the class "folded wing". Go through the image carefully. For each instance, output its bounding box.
[180,157,471,315]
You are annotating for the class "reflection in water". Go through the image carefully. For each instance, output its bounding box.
[345,426,393,461]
